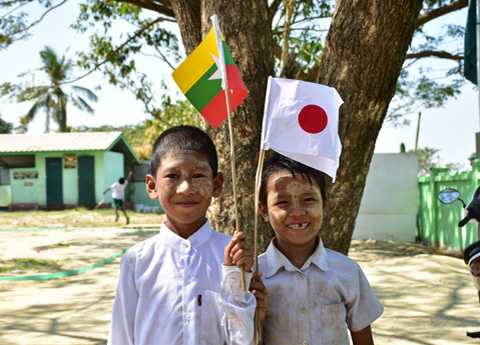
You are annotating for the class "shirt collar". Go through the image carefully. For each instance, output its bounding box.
[159,220,213,251]
[263,237,329,278]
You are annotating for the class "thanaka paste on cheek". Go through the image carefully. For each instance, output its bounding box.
[266,172,323,232]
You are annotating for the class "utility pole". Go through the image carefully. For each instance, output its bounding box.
[414,112,422,152]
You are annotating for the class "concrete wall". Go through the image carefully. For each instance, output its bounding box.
[352,153,418,242]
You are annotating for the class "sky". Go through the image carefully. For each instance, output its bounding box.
[0,2,476,167]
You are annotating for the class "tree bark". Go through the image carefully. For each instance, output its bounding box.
[315,0,422,253]
[138,0,423,254]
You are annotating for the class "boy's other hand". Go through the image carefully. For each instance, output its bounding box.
[224,231,253,272]
[250,272,268,323]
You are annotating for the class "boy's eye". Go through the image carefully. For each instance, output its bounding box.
[304,197,316,202]
[275,200,288,206]
[165,173,178,179]
[192,173,207,178]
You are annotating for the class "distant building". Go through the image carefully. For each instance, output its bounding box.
[0,132,143,210]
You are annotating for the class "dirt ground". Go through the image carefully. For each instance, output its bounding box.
[1,227,480,345]
[0,209,162,229]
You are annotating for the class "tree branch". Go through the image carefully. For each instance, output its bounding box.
[115,0,175,18]
[269,0,282,23]
[416,0,467,28]
[279,0,295,77]
[1,1,30,19]
[62,16,164,84]
[8,0,68,37]
[406,50,463,61]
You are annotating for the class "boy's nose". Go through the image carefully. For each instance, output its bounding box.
[177,178,192,193]
[289,203,307,216]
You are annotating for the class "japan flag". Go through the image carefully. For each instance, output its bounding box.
[261,77,343,181]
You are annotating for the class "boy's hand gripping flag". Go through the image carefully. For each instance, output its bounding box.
[261,77,343,181]
[172,26,249,128]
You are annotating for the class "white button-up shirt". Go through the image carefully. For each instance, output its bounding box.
[107,221,255,345]
[258,239,383,345]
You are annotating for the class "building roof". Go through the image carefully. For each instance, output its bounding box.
[0,132,139,162]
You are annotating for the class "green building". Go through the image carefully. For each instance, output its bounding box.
[0,131,144,210]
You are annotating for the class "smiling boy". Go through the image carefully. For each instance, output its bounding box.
[107,125,255,345]
[256,153,383,345]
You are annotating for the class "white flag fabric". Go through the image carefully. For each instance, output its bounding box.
[261,77,343,181]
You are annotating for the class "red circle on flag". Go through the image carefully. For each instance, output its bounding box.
[298,104,328,134]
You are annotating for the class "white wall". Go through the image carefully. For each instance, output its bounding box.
[352,153,418,242]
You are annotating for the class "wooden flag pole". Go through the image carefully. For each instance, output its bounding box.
[253,148,266,271]
[225,85,246,291]
[253,148,266,345]
[211,15,246,291]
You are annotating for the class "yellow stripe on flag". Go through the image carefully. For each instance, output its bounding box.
[172,28,219,94]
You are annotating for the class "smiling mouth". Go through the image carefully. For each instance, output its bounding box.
[286,223,309,230]
[175,201,199,207]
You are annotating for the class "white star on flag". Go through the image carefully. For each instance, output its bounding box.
[208,52,226,90]
[261,77,343,181]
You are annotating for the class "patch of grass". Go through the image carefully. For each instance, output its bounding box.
[0,258,63,274]
[0,209,163,228]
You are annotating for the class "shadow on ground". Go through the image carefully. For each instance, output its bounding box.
[350,240,480,345]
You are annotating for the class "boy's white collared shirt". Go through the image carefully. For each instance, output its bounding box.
[107,221,255,345]
[258,239,383,345]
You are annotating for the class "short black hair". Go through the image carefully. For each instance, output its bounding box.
[118,177,125,184]
[149,125,218,176]
[260,152,327,205]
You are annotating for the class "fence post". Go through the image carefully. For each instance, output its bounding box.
[430,167,448,248]
[472,159,480,242]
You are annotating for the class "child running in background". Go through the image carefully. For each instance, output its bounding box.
[226,152,383,345]
[108,125,255,345]
[103,171,132,225]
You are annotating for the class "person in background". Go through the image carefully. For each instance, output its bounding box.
[103,171,132,225]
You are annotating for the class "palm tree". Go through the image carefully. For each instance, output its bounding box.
[17,46,98,133]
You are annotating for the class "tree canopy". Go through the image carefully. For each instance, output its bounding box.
[0,1,468,126]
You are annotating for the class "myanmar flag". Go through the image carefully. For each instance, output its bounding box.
[172,28,249,128]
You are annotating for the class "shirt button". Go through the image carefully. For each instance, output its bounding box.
[302,342,309,345]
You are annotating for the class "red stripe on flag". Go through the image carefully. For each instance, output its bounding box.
[200,65,248,128]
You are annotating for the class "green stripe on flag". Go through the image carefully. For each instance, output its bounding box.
[222,41,234,65]
[183,40,235,112]
[185,64,222,111]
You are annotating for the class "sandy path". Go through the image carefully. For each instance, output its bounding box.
[1,230,480,344]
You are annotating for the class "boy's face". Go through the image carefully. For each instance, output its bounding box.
[261,169,323,251]
[146,151,223,236]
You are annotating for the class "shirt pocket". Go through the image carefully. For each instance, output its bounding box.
[199,291,225,345]
[313,302,349,345]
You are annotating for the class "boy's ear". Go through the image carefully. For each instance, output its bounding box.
[145,175,158,199]
[259,204,269,222]
[212,172,224,198]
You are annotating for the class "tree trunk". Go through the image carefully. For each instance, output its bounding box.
[171,0,275,250]
[169,0,422,254]
[315,0,422,253]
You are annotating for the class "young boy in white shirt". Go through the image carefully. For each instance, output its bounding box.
[226,152,383,345]
[107,125,255,345]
